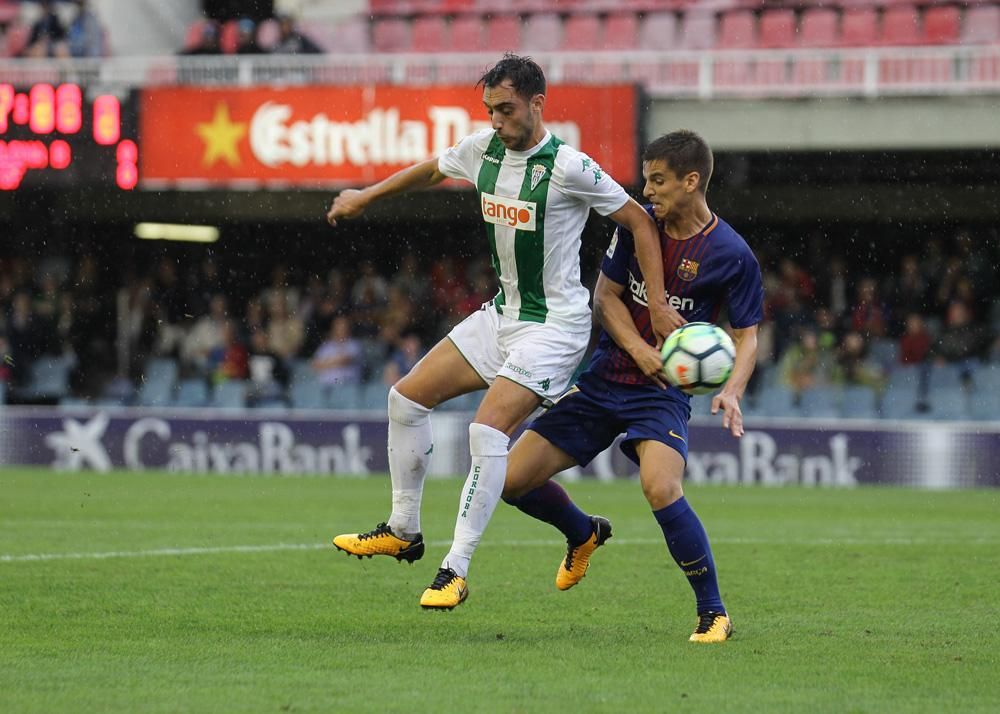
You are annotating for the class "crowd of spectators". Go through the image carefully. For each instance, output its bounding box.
[12,0,104,58]
[1,228,998,411]
[179,14,324,57]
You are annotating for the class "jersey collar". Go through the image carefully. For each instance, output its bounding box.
[504,130,553,159]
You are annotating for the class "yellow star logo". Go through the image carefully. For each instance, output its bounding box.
[196,102,246,168]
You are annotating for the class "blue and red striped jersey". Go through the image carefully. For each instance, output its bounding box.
[588,207,764,387]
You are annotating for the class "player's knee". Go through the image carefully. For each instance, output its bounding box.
[468,422,509,457]
[387,386,431,426]
[641,477,683,510]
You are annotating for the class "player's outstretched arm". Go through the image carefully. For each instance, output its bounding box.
[608,198,685,344]
[711,324,758,438]
[593,272,668,389]
[326,157,448,226]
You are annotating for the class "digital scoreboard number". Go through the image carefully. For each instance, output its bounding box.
[0,83,138,191]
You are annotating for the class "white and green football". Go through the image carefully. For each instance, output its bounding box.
[660,322,735,395]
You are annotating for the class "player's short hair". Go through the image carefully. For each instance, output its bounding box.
[477,53,546,100]
[643,130,714,194]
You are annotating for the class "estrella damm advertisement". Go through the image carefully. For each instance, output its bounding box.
[138,85,638,188]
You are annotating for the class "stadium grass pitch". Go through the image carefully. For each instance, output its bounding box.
[2,467,998,713]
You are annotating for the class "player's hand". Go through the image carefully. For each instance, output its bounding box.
[711,390,744,438]
[326,189,368,226]
[631,343,668,390]
[649,302,686,348]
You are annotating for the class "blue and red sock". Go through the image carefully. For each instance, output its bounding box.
[503,480,593,546]
[653,496,725,614]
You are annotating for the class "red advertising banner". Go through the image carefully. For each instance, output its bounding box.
[139,85,638,188]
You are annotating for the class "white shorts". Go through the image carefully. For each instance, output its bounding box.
[447,302,590,402]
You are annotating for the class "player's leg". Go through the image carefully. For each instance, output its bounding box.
[633,438,732,643]
[420,376,541,609]
[332,336,487,562]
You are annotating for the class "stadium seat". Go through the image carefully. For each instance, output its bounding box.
[798,8,838,48]
[799,386,840,418]
[879,387,920,419]
[25,356,73,400]
[968,391,997,421]
[410,15,447,52]
[175,379,209,408]
[920,389,968,421]
[290,381,325,410]
[604,12,639,50]
[971,364,1000,393]
[961,5,1000,45]
[212,380,248,409]
[220,19,240,54]
[757,386,798,418]
[329,17,371,53]
[880,6,921,46]
[137,360,177,407]
[484,15,522,52]
[840,385,879,419]
[361,381,390,410]
[840,9,879,47]
[689,395,714,418]
[758,9,796,49]
[522,13,562,51]
[927,363,966,390]
[2,23,31,58]
[372,17,411,52]
[449,15,484,52]
[887,363,925,396]
[869,339,900,369]
[718,10,756,49]
[0,381,5,405]
[290,359,316,385]
[328,383,363,410]
[922,5,960,45]
[645,12,682,50]
[560,14,601,51]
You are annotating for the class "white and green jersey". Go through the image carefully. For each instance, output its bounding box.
[438,128,629,332]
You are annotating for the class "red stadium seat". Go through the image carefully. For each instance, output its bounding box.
[484,15,521,52]
[449,15,484,52]
[220,19,240,54]
[880,6,921,46]
[372,17,411,52]
[798,8,839,48]
[522,13,562,51]
[642,12,680,51]
[677,12,716,51]
[840,8,879,47]
[603,12,639,50]
[961,5,1000,44]
[329,17,371,53]
[560,14,601,51]
[0,0,19,24]
[758,9,796,49]
[2,22,30,57]
[718,10,756,49]
[410,15,447,52]
[922,6,960,45]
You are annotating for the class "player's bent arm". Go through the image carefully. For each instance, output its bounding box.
[593,272,667,388]
[607,198,683,340]
[711,324,758,437]
[327,157,447,225]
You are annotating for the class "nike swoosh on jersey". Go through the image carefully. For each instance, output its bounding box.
[668,430,687,443]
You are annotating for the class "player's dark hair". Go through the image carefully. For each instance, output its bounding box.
[643,130,714,194]
[477,53,546,100]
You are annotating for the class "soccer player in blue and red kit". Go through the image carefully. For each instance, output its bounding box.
[501,130,764,642]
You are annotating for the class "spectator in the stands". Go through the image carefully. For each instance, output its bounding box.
[892,255,927,328]
[67,0,103,57]
[933,301,986,371]
[778,327,833,394]
[312,315,362,386]
[209,320,249,383]
[851,277,888,339]
[899,313,932,365]
[5,292,38,386]
[235,17,267,54]
[266,293,304,361]
[272,14,323,54]
[182,294,229,375]
[831,331,885,391]
[180,20,221,55]
[382,331,424,386]
[247,328,288,403]
[24,0,68,57]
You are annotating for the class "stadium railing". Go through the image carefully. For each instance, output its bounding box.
[1,46,999,97]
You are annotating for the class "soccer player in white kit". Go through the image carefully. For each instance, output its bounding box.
[327,54,682,609]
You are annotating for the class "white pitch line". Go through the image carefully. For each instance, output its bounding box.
[1,535,995,564]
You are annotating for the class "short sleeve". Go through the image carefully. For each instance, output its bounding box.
[437,128,492,183]
[726,245,765,329]
[600,226,634,285]
[555,148,629,217]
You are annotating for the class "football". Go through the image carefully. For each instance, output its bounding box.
[660,322,735,395]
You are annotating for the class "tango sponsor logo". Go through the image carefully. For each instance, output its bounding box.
[481,192,537,230]
[627,271,694,312]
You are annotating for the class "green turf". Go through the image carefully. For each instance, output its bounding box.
[1,467,998,713]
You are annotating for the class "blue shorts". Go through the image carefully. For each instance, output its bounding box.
[527,371,692,467]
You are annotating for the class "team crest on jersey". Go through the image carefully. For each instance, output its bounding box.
[530,164,547,191]
[677,258,700,281]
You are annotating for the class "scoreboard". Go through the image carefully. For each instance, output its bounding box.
[0,83,138,191]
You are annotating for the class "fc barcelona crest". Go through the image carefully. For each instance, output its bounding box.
[677,258,700,281]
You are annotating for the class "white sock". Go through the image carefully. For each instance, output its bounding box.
[441,423,510,578]
[385,387,432,538]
